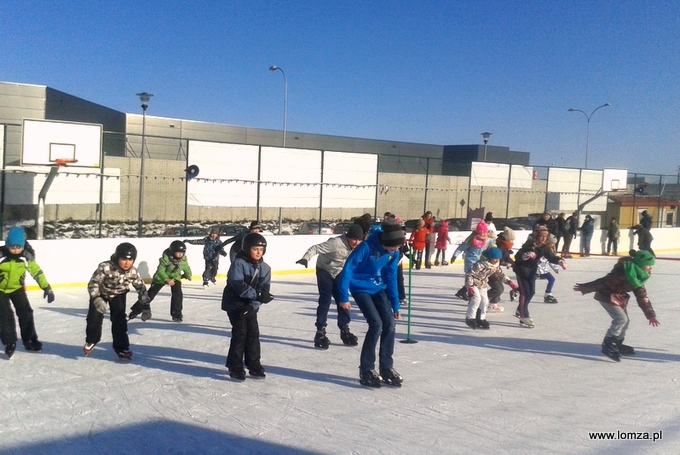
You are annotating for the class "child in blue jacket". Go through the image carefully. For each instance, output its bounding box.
[338,218,404,388]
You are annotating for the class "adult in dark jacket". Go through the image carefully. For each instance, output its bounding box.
[639,210,653,229]
[633,225,655,257]
[574,250,659,362]
[555,213,568,252]
[533,212,558,238]
[562,211,579,258]
[578,215,595,257]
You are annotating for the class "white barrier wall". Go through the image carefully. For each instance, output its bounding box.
[22,228,680,290]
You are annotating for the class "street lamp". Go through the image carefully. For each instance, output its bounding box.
[269,65,287,147]
[137,92,153,237]
[481,132,492,162]
[568,103,610,169]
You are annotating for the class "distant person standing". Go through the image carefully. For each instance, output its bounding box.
[562,211,579,258]
[633,224,655,257]
[484,212,497,239]
[579,215,595,257]
[640,210,653,230]
[606,218,620,255]
[421,211,435,269]
[555,213,568,252]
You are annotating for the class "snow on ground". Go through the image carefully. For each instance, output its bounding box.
[1,254,680,455]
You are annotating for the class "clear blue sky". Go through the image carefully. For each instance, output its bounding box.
[2,1,678,175]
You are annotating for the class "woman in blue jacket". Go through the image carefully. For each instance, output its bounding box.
[579,215,595,257]
[338,218,404,388]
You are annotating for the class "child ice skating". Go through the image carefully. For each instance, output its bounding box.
[451,221,494,301]
[85,243,150,359]
[338,218,404,388]
[221,233,273,381]
[487,227,516,312]
[574,249,659,362]
[433,220,451,266]
[0,226,55,358]
[464,247,518,330]
[185,226,227,288]
[128,240,192,322]
[407,219,427,270]
[537,234,561,304]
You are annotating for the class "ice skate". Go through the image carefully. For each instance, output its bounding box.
[434,260,440,266]
[202,281,209,290]
[543,294,558,304]
[519,317,534,328]
[487,303,504,313]
[5,343,16,359]
[24,340,43,352]
[314,328,330,350]
[509,289,519,302]
[229,367,246,381]
[248,365,266,379]
[601,337,621,362]
[465,318,477,329]
[359,370,383,388]
[83,342,96,356]
[116,349,133,360]
[210,278,217,285]
[441,260,449,266]
[455,288,469,301]
[380,368,403,387]
[615,339,635,356]
[476,319,490,330]
[340,326,359,346]
[128,310,140,320]
[172,314,183,323]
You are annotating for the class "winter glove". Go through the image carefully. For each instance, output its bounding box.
[141,304,152,322]
[467,287,475,297]
[522,251,537,261]
[649,317,660,327]
[257,290,274,304]
[138,293,151,305]
[508,282,518,291]
[43,287,55,303]
[559,260,567,270]
[450,254,458,263]
[93,297,108,314]
[219,250,227,257]
[296,258,308,268]
[509,289,519,302]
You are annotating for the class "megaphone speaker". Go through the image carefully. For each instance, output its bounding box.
[186,165,200,179]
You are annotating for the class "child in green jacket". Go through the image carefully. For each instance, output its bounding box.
[128,240,192,322]
[0,226,54,358]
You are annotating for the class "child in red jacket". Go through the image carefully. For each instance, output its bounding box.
[433,221,451,266]
[408,219,427,270]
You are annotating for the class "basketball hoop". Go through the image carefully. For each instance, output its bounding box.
[54,158,78,167]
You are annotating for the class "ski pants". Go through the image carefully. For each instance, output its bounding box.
[515,275,536,319]
[315,268,350,330]
[203,258,220,282]
[226,306,261,370]
[607,238,618,255]
[466,286,489,320]
[130,281,184,318]
[600,301,630,339]
[353,290,395,373]
[86,292,129,353]
[0,289,39,347]
[487,276,504,304]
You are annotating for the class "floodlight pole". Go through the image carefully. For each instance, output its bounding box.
[137,92,153,237]
[568,103,610,169]
[269,65,287,147]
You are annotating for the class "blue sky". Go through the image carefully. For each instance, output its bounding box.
[2,1,678,175]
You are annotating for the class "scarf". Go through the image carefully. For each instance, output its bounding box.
[623,258,650,288]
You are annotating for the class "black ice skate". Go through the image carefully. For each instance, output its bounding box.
[314,329,331,349]
[476,319,490,330]
[601,337,621,362]
[509,289,519,302]
[380,368,403,387]
[5,342,16,359]
[359,370,383,388]
[543,294,558,304]
[340,326,358,346]
[172,314,183,323]
[455,288,470,301]
[465,318,477,329]
[229,367,246,381]
[24,340,42,352]
[249,365,266,379]
[116,350,133,360]
[615,338,636,356]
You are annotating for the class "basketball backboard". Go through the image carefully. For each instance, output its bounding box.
[602,168,627,192]
[22,119,102,167]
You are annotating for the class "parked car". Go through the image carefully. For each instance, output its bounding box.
[295,222,334,235]
[443,218,467,231]
[162,226,207,237]
[218,224,249,237]
[333,221,355,235]
[494,218,534,231]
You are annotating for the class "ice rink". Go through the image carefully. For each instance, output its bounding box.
[1,253,679,455]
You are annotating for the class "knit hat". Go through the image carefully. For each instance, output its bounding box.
[380,218,405,247]
[475,221,488,235]
[6,226,25,248]
[485,247,502,260]
[535,225,548,234]
[548,234,557,245]
[440,220,448,227]
[210,226,220,235]
[484,212,493,222]
[249,220,261,230]
[633,250,655,268]
[346,224,364,241]
[502,227,516,241]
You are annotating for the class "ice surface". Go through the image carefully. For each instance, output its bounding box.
[1,254,679,454]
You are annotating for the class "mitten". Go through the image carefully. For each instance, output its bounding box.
[219,250,227,257]
[467,287,475,297]
[93,297,108,314]
[509,289,519,302]
[508,282,518,291]
[43,287,55,303]
[139,293,151,305]
[450,254,458,262]
[257,290,274,304]
[141,305,152,322]
[296,258,308,268]
[559,260,567,270]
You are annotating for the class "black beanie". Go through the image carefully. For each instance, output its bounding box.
[380,218,405,247]
[346,224,364,240]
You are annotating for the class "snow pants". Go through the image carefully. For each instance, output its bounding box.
[85,292,129,353]
[0,289,39,347]
[226,306,261,370]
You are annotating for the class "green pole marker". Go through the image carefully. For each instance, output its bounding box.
[401,244,417,344]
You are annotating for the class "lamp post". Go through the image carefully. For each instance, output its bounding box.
[136,92,153,237]
[568,103,610,169]
[269,65,287,147]
[481,132,492,162]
